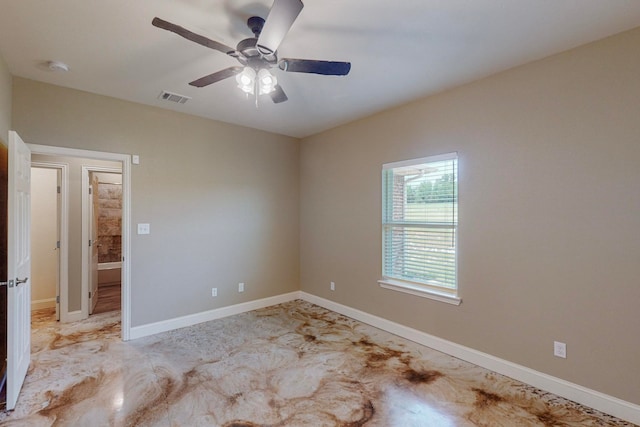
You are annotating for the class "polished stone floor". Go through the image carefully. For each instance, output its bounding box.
[0,300,636,426]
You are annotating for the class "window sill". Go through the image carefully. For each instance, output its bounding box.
[378,279,462,306]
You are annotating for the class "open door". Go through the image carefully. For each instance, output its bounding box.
[6,131,31,410]
[55,169,61,321]
[88,173,99,314]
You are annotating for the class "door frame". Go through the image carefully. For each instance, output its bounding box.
[28,144,132,341]
[82,166,121,318]
[30,162,68,321]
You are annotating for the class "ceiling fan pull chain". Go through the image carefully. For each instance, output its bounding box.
[255,86,259,109]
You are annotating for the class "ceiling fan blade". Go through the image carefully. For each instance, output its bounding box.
[189,66,244,88]
[279,59,351,76]
[270,85,288,103]
[152,17,236,56]
[257,0,303,55]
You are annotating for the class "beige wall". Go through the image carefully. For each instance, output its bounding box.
[31,154,121,312]
[30,167,58,307]
[14,79,300,326]
[9,25,639,406]
[0,53,11,145]
[300,27,640,404]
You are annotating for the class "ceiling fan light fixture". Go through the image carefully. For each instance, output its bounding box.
[257,69,277,94]
[236,67,256,94]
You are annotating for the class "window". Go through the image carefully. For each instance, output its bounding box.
[379,152,460,305]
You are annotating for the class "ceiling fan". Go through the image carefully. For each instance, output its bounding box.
[152,0,351,104]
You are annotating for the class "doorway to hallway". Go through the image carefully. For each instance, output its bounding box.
[86,169,122,317]
[27,143,132,342]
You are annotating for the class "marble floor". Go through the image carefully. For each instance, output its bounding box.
[0,301,636,426]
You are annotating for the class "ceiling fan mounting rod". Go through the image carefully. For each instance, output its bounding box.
[247,16,265,38]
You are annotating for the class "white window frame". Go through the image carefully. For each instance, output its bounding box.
[378,152,461,305]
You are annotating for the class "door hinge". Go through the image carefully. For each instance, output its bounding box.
[89,187,92,195]
[89,291,92,299]
[56,241,61,249]
[57,186,61,194]
[89,239,92,247]
[56,295,60,303]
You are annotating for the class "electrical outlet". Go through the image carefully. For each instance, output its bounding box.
[330,281,335,291]
[211,288,217,297]
[238,282,245,293]
[554,341,567,358]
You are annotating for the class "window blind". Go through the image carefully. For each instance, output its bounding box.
[382,153,458,291]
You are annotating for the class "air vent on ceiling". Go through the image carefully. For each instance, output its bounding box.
[158,90,191,104]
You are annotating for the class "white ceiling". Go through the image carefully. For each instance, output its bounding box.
[1,1,640,138]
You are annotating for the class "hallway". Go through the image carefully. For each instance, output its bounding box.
[93,283,121,315]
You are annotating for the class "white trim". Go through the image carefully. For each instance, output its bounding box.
[30,161,69,322]
[98,262,122,270]
[28,144,125,161]
[378,279,461,305]
[64,310,84,323]
[81,167,89,318]
[299,292,640,425]
[31,298,56,310]
[121,157,132,341]
[383,151,458,170]
[28,143,132,341]
[129,292,301,340]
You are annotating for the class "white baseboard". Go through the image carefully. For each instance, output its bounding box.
[129,292,301,340]
[299,292,640,425]
[63,310,84,323]
[31,298,56,310]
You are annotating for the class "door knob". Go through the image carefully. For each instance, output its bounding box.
[16,277,28,285]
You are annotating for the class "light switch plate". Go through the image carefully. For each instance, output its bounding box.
[137,223,150,235]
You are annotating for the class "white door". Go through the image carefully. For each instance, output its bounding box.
[55,168,61,321]
[7,130,31,410]
[88,174,99,314]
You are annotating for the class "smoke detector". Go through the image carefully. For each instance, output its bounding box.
[47,61,69,72]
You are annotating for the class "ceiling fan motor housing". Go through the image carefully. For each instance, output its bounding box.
[236,36,277,68]
[236,17,278,68]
